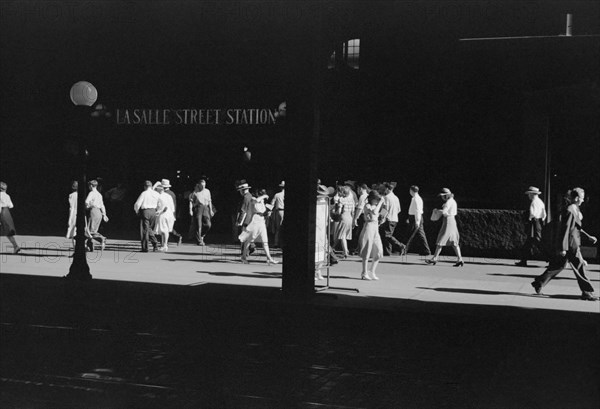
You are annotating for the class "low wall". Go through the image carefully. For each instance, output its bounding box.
[423,209,537,260]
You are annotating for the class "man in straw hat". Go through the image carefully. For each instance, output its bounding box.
[515,186,547,267]
[235,180,255,254]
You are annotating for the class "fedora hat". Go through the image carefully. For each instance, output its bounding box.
[153,181,163,190]
[524,186,541,195]
[438,187,452,196]
[279,181,285,187]
[236,181,251,190]
[161,179,171,188]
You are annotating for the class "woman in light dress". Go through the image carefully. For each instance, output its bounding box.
[332,185,355,258]
[358,190,385,280]
[426,188,464,267]
[239,189,279,265]
[0,181,21,254]
[154,181,176,252]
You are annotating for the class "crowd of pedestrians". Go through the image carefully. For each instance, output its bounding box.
[0,177,597,301]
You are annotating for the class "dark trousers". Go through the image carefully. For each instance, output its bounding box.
[191,205,212,243]
[520,218,544,261]
[139,209,158,251]
[379,220,406,256]
[406,216,431,255]
[534,250,594,293]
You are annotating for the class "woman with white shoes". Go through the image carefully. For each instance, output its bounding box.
[358,190,385,280]
[239,188,279,265]
[426,188,464,267]
[154,181,175,252]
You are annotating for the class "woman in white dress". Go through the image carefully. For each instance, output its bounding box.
[239,189,278,265]
[426,188,464,267]
[358,190,385,280]
[154,181,175,252]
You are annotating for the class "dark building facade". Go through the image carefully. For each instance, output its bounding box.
[1,1,599,237]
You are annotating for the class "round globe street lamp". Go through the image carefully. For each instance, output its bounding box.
[65,81,98,281]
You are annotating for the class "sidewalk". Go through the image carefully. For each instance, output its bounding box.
[1,235,599,408]
[1,235,599,313]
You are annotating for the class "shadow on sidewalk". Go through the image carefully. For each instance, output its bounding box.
[1,273,598,409]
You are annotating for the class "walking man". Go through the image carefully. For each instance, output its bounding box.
[405,185,431,256]
[134,180,159,252]
[236,180,255,254]
[269,181,285,247]
[85,179,108,251]
[379,182,406,256]
[189,178,214,246]
[516,186,547,267]
[531,188,598,301]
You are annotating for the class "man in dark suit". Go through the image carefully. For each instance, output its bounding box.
[235,180,255,255]
[531,188,598,301]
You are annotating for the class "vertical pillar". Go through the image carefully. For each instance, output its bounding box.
[281,5,325,299]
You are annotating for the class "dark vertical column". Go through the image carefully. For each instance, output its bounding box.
[281,5,325,299]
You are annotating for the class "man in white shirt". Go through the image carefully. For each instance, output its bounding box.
[134,180,159,252]
[516,186,547,267]
[379,182,407,256]
[405,185,431,256]
[189,178,214,246]
[85,179,108,252]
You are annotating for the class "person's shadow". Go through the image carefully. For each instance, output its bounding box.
[416,287,584,301]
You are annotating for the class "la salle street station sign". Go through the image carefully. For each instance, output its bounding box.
[116,107,283,126]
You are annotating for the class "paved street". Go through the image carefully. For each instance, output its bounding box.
[1,235,599,408]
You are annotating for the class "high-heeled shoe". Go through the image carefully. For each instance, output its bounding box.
[453,261,464,267]
[361,273,372,280]
[425,259,437,265]
[369,271,379,280]
[267,258,279,266]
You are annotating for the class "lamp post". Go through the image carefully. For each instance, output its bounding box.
[65,81,97,281]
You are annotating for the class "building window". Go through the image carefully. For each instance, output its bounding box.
[328,38,360,70]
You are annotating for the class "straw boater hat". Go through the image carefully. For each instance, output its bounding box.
[525,186,541,195]
[438,188,453,197]
[236,180,251,191]
[317,184,335,197]
[161,179,171,188]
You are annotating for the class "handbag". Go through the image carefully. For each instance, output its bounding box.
[430,209,442,222]
[331,203,344,222]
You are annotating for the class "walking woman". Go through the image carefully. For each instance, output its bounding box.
[426,188,464,267]
[239,189,279,265]
[154,181,176,252]
[332,184,355,258]
[0,182,21,254]
[358,190,385,280]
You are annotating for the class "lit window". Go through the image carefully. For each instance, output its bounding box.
[328,38,360,70]
[345,38,360,69]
